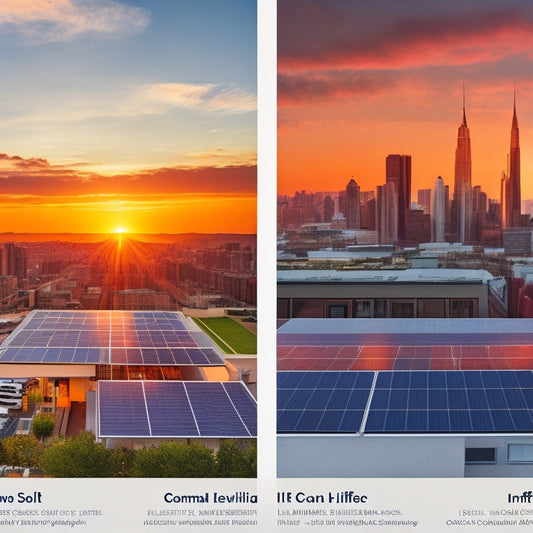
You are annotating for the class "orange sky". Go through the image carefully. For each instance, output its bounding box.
[0,154,256,234]
[278,0,533,203]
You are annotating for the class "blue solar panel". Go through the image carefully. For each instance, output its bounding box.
[366,370,533,434]
[144,381,199,437]
[277,371,374,433]
[98,381,256,438]
[278,370,533,435]
[222,381,257,436]
[185,382,252,437]
[0,310,225,367]
[99,381,150,437]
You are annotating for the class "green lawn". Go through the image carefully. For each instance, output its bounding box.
[193,317,256,354]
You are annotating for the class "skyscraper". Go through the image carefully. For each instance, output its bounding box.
[385,154,411,242]
[323,195,335,223]
[432,176,445,242]
[452,87,473,243]
[344,178,361,230]
[508,92,521,227]
[377,182,398,244]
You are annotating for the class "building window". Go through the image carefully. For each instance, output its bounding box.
[465,448,496,464]
[328,304,348,318]
[418,299,447,318]
[373,299,388,318]
[450,299,475,318]
[292,298,324,318]
[354,300,372,318]
[508,444,533,463]
[390,300,416,318]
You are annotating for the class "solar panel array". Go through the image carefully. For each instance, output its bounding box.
[277,370,533,434]
[99,380,257,438]
[0,310,224,366]
[278,319,533,372]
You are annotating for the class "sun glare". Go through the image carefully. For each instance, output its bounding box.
[114,227,127,234]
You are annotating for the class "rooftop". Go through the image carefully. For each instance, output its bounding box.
[277,268,493,284]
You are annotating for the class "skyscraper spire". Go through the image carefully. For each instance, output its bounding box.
[462,80,467,126]
[512,84,519,130]
[507,86,521,227]
[453,82,472,243]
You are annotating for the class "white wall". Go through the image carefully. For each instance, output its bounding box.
[278,435,465,478]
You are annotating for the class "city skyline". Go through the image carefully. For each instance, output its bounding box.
[278,0,533,202]
[0,1,256,234]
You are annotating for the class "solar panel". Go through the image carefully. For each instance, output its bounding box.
[278,370,533,435]
[143,381,199,437]
[277,371,374,433]
[365,370,533,434]
[0,310,225,367]
[278,319,533,372]
[99,381,150,437]
[98,381,256,438]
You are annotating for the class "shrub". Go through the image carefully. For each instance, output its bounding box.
[32,413,55,440]
[132,442,216,477]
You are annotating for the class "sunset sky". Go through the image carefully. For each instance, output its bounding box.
[278,0,533,203]
[0,0,256,234]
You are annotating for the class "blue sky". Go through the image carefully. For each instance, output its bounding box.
[0,0,257,233]
[0,0,257,173]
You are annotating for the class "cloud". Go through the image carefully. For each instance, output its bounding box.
[278,71,399,107]
[278,2,533,106]
[0,153,257,201]
[142,83,215,109]
[279,2,533,72]
[0,0,149,44]
[140,83,257,113]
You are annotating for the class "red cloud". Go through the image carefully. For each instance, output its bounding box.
[0,153,256,197]
[279,3,533,72]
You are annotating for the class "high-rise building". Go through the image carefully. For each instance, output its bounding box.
[432,176,446,242]
[14,246,27,283]
[323,195,335,223]
[405,209,431,245]
[385,154,411,241]
[344,178,361,229]
[360,190,376,230]
[452,88,473,243]
[418,189,432,216]
[377,182,398,244]
[1,243,15,276]
[508,93,521,227]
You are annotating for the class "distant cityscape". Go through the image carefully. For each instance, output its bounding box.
[0,233,256,317]
[277,93,533,320]
[279,92,531,252]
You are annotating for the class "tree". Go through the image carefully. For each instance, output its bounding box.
[31,413,54,441]
[216,439,248,477]
[243,439,257,478]
[110,446,137,477]
[132,442,216,477]
[40,431,118,477]
[2,435,42,468]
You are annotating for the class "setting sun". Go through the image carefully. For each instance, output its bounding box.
[114,227,127,234]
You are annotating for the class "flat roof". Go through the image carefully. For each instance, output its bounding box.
[98,380,256,439]
[277,268,493,284]
[0,310,225,366]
